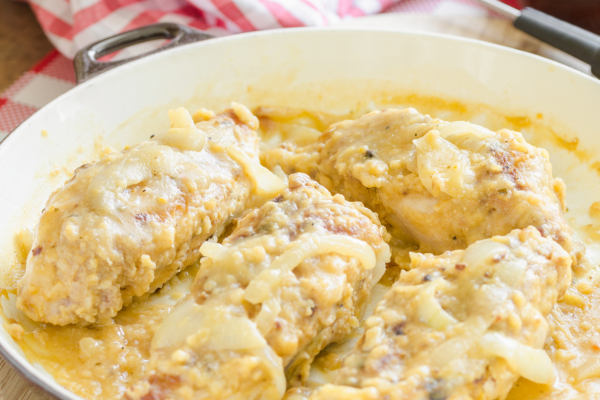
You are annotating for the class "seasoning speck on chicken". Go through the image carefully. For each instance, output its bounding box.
[127,173,391,400]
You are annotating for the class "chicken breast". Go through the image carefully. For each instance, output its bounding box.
[303,227,571,400]
[127,173,391,400]
[263,108,580,262]
[17,105,284,326]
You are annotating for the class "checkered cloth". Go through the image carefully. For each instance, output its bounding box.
[28,0,514,59]
[0,51,76,141]
[0,0,521,141]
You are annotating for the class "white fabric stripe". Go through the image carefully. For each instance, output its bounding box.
[185,0,243,33]
[71,0,103,16]
[72,0,186,49]
[29,0,74,25]
[320,0,339,12]
[158,13,194,25]
[234,0,281,30]
[355,0,385,14]
[302,0,342,24]
[263,0,328,27]
[46,31,77,59]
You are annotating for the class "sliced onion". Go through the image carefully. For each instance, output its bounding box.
[226,145,286,199]
[153,128,206,152]
[151,296,285,400]
[255,298,282,335]
[153,108,206,151]
[169,107,196,129]
[429,316,489,368]
[152,296,266,351]
[232,102,259,130]
[251,345,286,400]
[478,332,554,384]
[461,240,508,273]
[437,121,495,153]
[87,144,177,214]
[152,296,203,350]
[244,235,376,304]
[210,313,266,351]
[429,238,526,369]
[200,241,228,260]
[280,122,322,145]
[414,282,457,331]
[414,130,474,198]
[495,259,527,287]
[372,244,391,284]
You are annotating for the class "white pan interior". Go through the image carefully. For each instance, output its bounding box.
[1,28,599,399]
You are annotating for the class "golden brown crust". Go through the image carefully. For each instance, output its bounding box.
[263,108,579,264]
[309,227,572,400]
[130,173,390,400]
[17,112,258,325]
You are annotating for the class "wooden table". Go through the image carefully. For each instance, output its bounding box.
[0,3,56,399]
[0,0,53,93]
[0,9,592,400]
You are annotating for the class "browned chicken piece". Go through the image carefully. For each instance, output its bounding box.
[302,227,571,400]
[127,173,391,400]
[263,108,580,262]
[17,105,285,325]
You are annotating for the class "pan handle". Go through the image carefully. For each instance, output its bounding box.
[74,23,215,84]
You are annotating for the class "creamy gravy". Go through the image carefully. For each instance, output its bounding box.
[3,95,600,400]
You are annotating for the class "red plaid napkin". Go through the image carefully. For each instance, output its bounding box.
[28,0,508,58]
[1,0,519,141]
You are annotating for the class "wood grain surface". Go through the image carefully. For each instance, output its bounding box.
[0,11,591,400]
[0,0,53,93]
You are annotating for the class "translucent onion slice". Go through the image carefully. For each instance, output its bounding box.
[152,296,286,400]
[152,296,203,350]
[169,107,196,129]
[461,240,508,275]
[438,121,495,153]
[152,296,266,352]
[226,145,286,198]
[414,282,457,331]
[429,316,489,369]
[414,130,474,198]
[429,239,526,368]
[373,245,391,284]
[478,332,554,384]
[199,241,228,260]
[251,345,287,400]
[255,298,282,335]
[232,102,259,130]
[87,144,180,214]
[495,259,527,287]
[153,108,206,152]
[153,128,206,152]
[210,313,266,351]
[280,122,322,146]
[244,235,376,304]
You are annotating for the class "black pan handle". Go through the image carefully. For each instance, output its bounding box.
[74,23,215,84]
[514,7,600,77]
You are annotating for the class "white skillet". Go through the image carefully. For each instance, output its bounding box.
[0,26,599,399]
